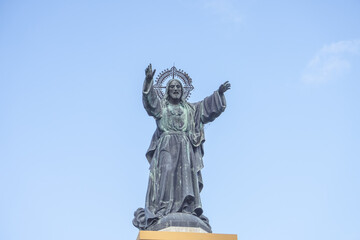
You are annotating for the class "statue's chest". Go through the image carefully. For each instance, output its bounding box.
[163,104,188,130]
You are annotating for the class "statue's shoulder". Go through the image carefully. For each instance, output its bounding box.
[184,101,197,110]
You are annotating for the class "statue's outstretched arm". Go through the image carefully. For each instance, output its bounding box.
[199,81,230,124]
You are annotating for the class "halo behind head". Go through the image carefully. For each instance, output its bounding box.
[153,66,194,100]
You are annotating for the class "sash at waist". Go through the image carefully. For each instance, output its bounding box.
[160,131,188,137]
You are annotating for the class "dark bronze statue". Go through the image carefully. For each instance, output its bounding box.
[133,64,231,232]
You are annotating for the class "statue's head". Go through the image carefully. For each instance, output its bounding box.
[165,79,184,103]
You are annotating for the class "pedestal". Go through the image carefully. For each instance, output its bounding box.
[137,230,237,240]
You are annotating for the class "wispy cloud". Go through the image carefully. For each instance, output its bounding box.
[203,0,242,24]
[301,40,360,83]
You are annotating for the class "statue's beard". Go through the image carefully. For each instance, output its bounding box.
[169,91,181,100]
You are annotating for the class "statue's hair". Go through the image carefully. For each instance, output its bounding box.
[164,79,186,104]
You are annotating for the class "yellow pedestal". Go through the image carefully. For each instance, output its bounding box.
[137,231,237,240]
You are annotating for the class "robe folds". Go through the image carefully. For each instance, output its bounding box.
[140,79,226,229]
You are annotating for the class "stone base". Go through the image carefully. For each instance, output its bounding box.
[137,230,237,240]
[146,213,211,233]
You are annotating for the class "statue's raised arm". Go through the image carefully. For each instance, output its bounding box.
[142,64,161,119]
[143,64,156,93]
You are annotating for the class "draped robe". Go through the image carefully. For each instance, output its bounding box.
[140,79,226,228]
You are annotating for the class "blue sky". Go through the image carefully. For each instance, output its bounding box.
[1,0,360,240]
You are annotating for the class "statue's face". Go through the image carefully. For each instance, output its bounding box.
[168,80,182,100]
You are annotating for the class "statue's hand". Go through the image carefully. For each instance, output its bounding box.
[218,81,231,95]
[145,64,156,82]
